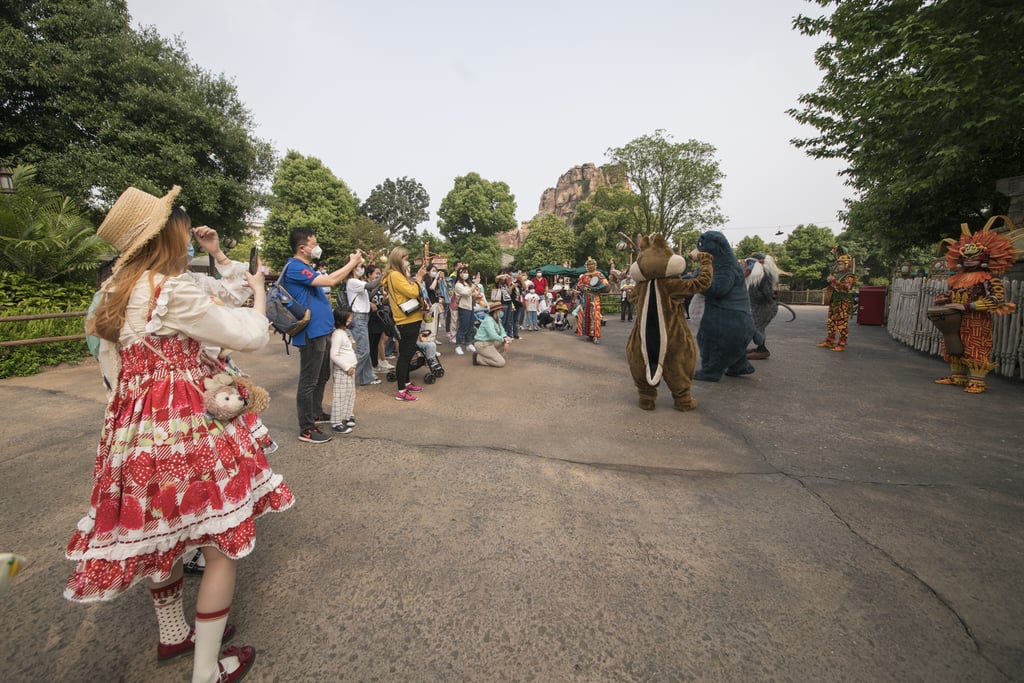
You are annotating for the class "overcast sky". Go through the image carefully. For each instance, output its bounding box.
[126,0,850,244]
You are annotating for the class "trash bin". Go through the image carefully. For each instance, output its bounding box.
[857,285,887,325]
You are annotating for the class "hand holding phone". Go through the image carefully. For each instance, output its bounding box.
[248,247,259,275]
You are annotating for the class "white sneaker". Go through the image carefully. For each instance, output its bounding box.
[455,346,465,356]
[379,360,394,370]
[467,344,477,353]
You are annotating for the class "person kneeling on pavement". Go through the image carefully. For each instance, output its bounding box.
[473,301,511,367]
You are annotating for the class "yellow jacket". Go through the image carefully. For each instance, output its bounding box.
[384,270,424,325]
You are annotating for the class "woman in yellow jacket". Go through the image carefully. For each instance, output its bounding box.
[383,246,427,401]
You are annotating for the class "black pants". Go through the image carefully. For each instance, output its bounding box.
[621,300,634,321]
[296,333,331,432]
[395,320,421,391]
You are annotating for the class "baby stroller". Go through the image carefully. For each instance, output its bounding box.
[386,330,445,384]
[552,302,570,331]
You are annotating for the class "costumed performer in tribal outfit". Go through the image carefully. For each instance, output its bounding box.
[574,256,609,344]
[933,218,1020,393]
[817,246,858,352]
[68,185,293,683]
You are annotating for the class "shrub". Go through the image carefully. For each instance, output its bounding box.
[0,271,94,378]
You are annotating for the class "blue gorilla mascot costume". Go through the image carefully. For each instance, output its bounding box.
[694,231,756,381]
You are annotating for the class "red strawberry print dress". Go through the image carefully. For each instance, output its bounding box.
[65,273,294,602]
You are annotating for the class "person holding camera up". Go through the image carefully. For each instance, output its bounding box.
[281,228,363,443]
[382,247,427,401]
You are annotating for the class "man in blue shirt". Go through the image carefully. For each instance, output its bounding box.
[282,227,363,443]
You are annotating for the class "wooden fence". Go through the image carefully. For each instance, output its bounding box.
[887,277,1024,379]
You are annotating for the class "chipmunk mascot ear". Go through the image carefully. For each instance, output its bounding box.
[625,233,713,411]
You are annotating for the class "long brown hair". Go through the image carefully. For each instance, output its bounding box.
[88,207,192,342]
[383,246,412,286]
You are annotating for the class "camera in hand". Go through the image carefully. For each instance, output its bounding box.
[249,247,259,275]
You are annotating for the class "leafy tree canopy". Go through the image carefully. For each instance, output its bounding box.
[735,235,769,259]
[789,0,1024,250]
[0,166,109,283]
[261,151,359,271]
[778,223,836,289]
[514,213,576,271]
[437,172,517,242]
[0,0,276,235]
[606,130,726,245]
[360,177,430,242]
[571,185,643,268]
[449,233,503,280]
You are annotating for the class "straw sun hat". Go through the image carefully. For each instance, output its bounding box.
[488,301,505,314]
[97,185,182,272]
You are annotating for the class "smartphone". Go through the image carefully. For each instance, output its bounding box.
[248,246,259,275]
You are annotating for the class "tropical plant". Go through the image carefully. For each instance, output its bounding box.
[0,166,108,283]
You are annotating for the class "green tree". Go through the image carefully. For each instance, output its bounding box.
[0,166,109,283]
[359,177,430,242]
[0,0,275,235]
[260,151,359,270]
[449,234,503,280]
[735,235,769,259]
[789,0,1024,250]
[606,130,726,246]
[778,224,836,289]
[572,185,643,268]
[515,213,575,270]
[437,172,517,242]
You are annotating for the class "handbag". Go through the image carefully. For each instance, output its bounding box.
[490,288,501,302]
[399,297,421,314]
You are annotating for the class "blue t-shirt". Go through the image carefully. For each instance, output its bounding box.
[281,257,333,346]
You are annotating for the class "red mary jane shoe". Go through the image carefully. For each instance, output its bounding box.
[217,645,256,682]
[157,623,236,661]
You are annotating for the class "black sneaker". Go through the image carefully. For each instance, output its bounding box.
[315,412,331,423]
[344,417,356,428]
[331,424,353,434]
[298,427,332,443]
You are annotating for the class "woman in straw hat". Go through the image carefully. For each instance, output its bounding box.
[66,186,292,683]
[472,301,512,367]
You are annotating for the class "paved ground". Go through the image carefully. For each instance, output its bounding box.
[1,306,1021,682]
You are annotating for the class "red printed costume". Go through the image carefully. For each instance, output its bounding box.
[575,258,608,342]
[933,219,1019,393]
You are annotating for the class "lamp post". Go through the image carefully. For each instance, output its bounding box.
[0,160,14,194]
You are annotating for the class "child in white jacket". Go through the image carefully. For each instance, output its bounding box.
[330,308,358,434]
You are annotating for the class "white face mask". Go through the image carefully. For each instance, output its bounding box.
[309,244,323,260]
[355,267,365,277]
[460,273,469,280]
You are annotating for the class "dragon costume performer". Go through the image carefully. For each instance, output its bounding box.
[818,246,857,351]
[933,218,1020,393]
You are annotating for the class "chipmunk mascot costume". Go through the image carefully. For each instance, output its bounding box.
[694,231,756,381]
[932,217,1020,393]
[626,234,713,411]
